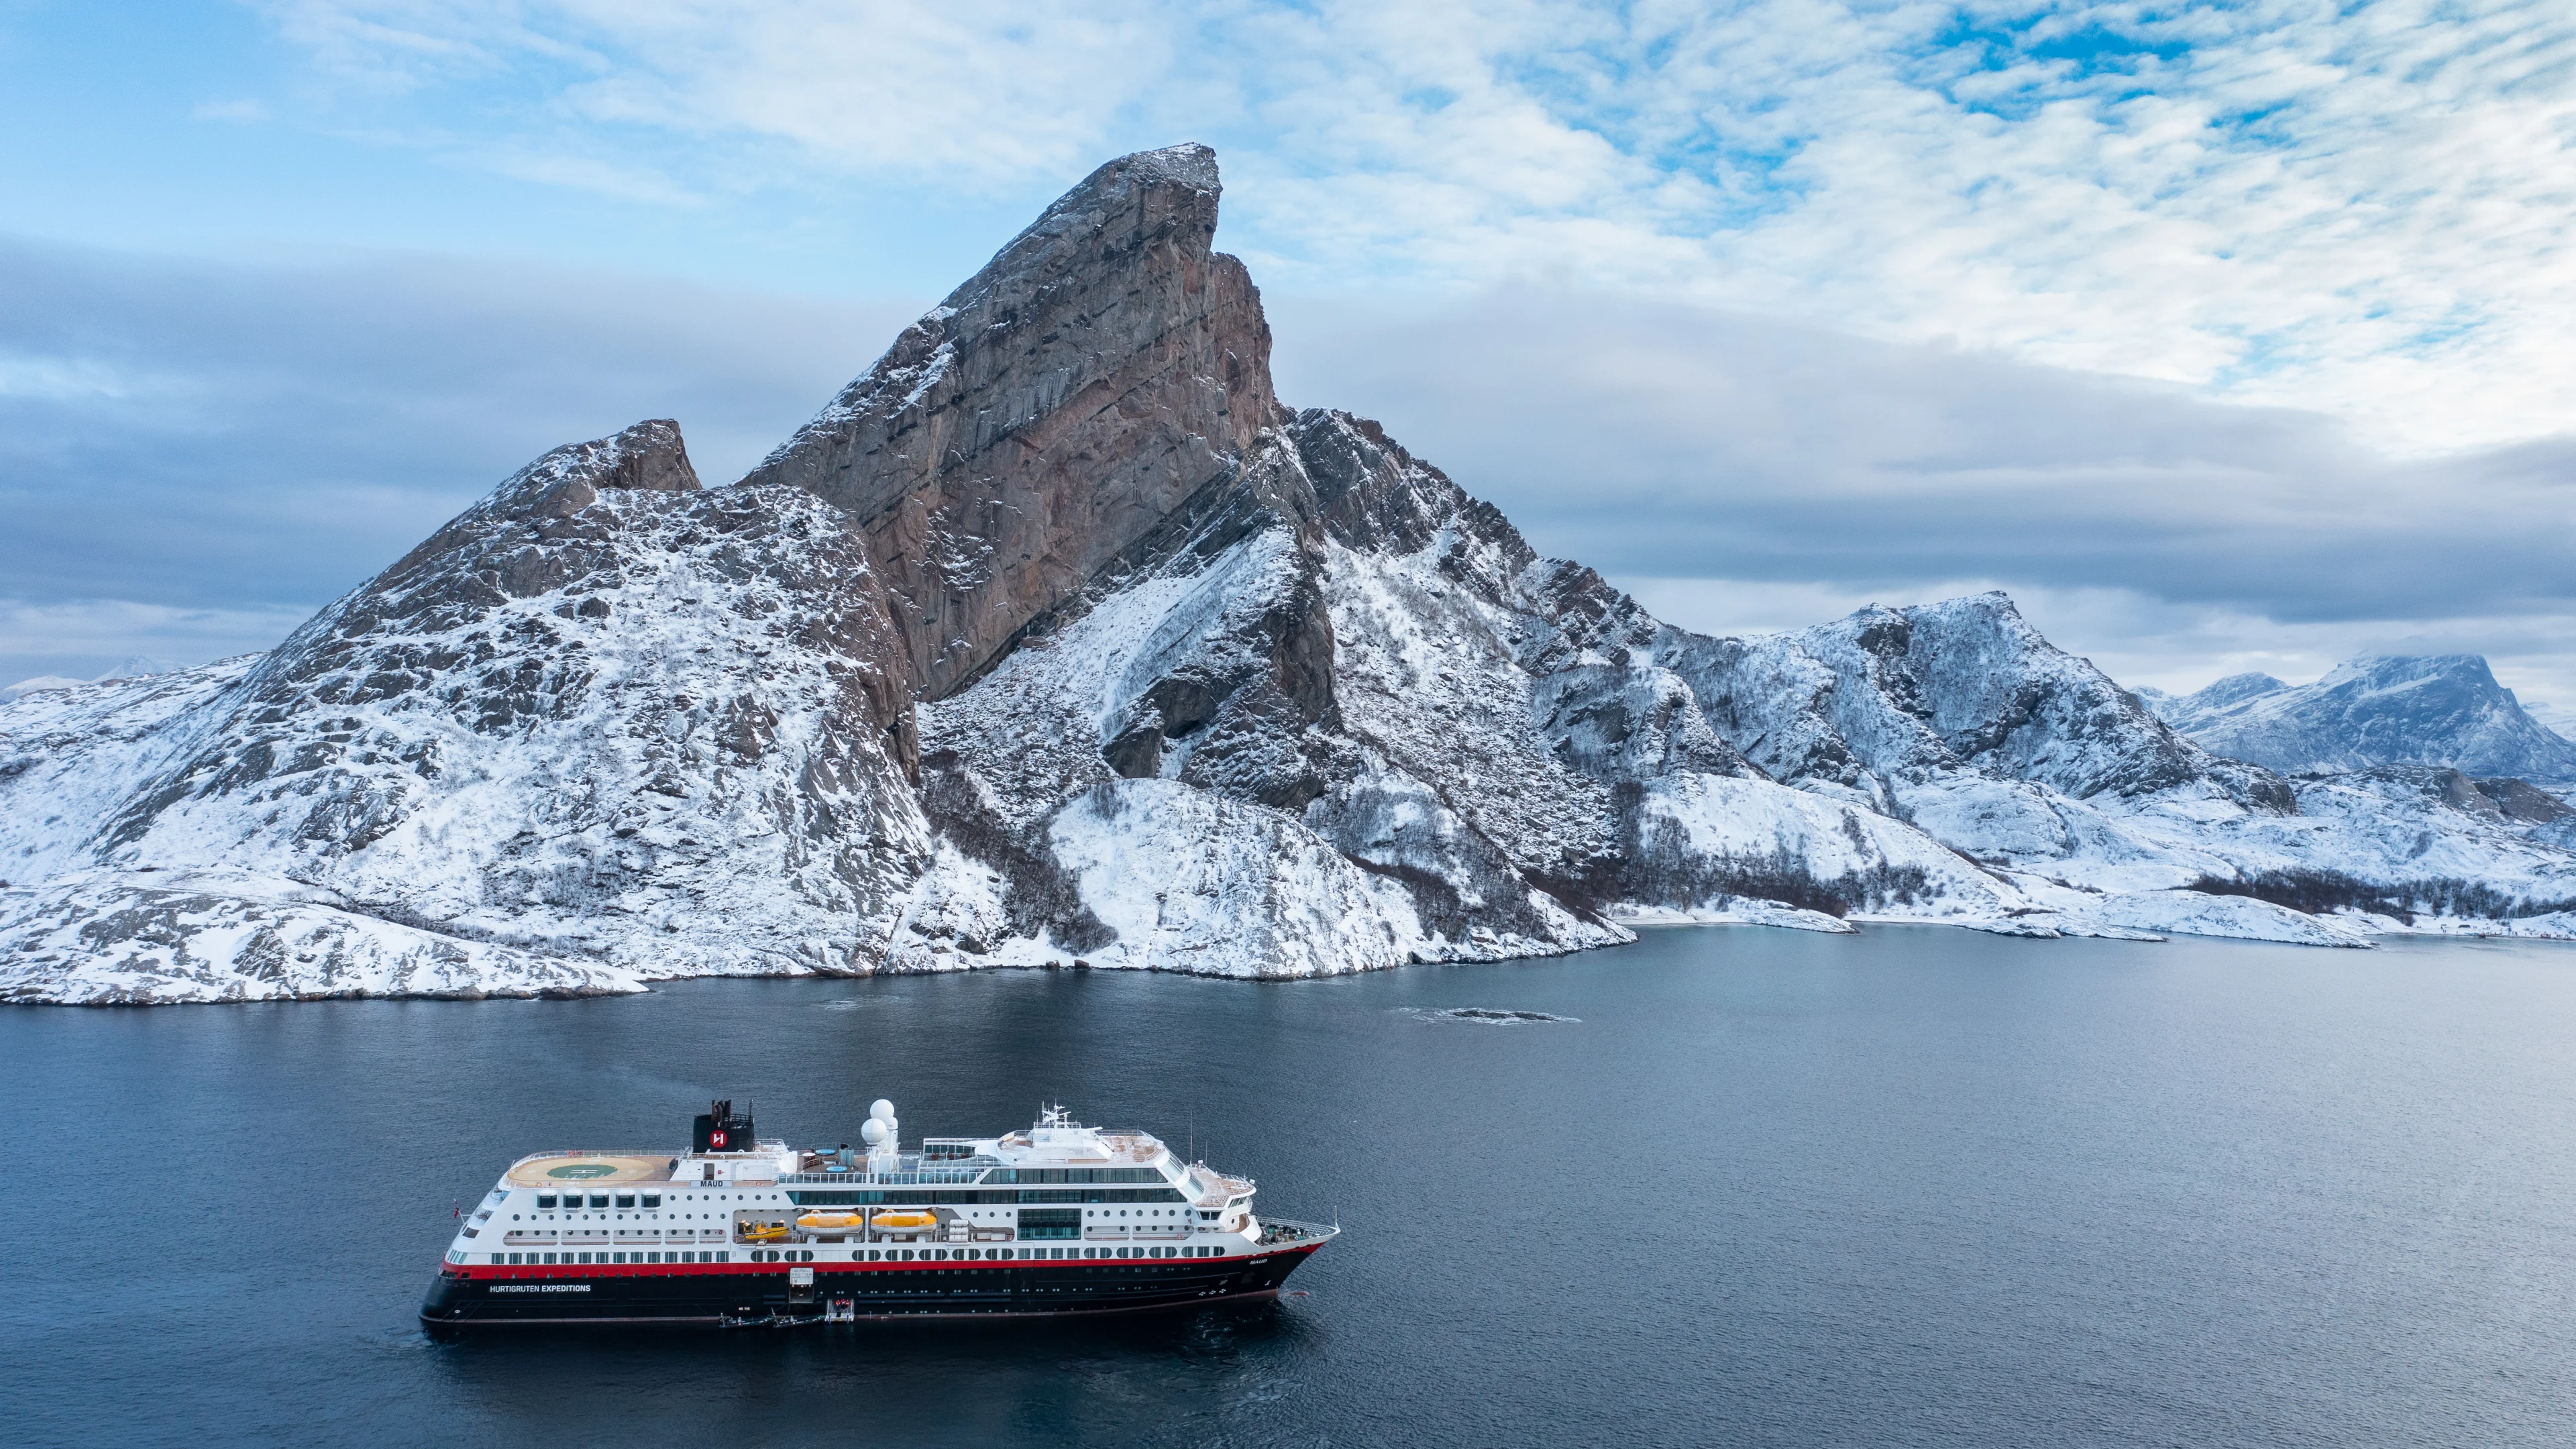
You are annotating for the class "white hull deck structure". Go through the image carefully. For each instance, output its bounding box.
[422,1101,1336,1328]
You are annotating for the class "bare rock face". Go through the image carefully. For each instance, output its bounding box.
[743,142,1287,700]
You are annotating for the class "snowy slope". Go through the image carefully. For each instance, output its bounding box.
[1,657,258,884]
[909,449,1630,973]
[4,421,933,1002]
[0,871,642,1004]
[1,676,87,702]
[1654,596,2576,938]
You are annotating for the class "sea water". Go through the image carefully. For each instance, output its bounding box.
[7,926,2576,1446]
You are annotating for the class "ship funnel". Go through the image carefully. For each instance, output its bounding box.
[692,1097,755,1154]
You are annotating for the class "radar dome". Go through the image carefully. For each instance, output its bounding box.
[870,1099,896,1122]
[859,1119,888,1145]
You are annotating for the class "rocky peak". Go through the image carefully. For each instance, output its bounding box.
[2163,652,2576,784]
[2169,672,2289,716]
[370,419,702,605]
[743,142,1287,700]
[1659,592,2292,812]
[2322,654,2499,694]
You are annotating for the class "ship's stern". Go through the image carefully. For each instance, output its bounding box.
[419,1270,473,1334]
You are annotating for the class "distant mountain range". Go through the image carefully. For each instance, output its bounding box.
[1,657,185,702]
[5,146,2573,1004]
[2140,655,2576,786]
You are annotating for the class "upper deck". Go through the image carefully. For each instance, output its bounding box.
[492,1111,1258,1208]
[786,1118,1255,1208]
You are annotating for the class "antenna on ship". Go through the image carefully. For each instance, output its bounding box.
[863,1098,899,1174]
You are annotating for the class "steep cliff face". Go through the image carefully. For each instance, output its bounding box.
[904,400,2037,978]
[741,144,1286,701]
[2153,655,2576,786]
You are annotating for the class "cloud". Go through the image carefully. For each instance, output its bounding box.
[248,1,2576,448]
[7,231,2573,710]
[1266,288,2576,701]
[0,234,919,682]
[1620,578,2576,715]
[477,145,706,206]
[0,598,315,693]
[0,352,145,400]
[262,0,1193,182]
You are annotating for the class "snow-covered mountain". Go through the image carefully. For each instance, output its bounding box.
[7,145,2574,1002]
[1643,598,2575,938]
[1,657,188,702]
[2150,655,2576,786]
[4,421,930,1001]
[0,676,89,702]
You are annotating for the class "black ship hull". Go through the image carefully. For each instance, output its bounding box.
[419,1243,1323,1330]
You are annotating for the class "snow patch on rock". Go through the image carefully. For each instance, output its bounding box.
[2073,890,2375,948]
[1047,779,1429,977]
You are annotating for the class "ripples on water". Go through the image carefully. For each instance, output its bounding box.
[8,926,2576,1447]
[1398,1006,1580,1025]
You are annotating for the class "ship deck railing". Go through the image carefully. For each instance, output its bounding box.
[780,1165,989,1186]
[1254,1219,1340,1247]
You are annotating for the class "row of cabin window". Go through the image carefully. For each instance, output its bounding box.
[535,1192,661,1210]
[498,1250,730,1265]
[487,1245,1233,1268]
[906,1156,1175,1185]
[789,1187,1188,1205]
[892,1159,1171,1183]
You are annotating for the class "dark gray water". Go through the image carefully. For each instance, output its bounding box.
[9,926,2576,1447]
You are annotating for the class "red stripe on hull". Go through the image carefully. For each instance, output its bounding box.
[444,1245,1316,1281]
[424,1287,1287,1328]
[420,1242,1328,1330]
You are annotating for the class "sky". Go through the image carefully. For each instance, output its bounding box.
[3,0,2575,714]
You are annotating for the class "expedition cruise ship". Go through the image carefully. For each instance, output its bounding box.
[421,1100,1336,1328]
